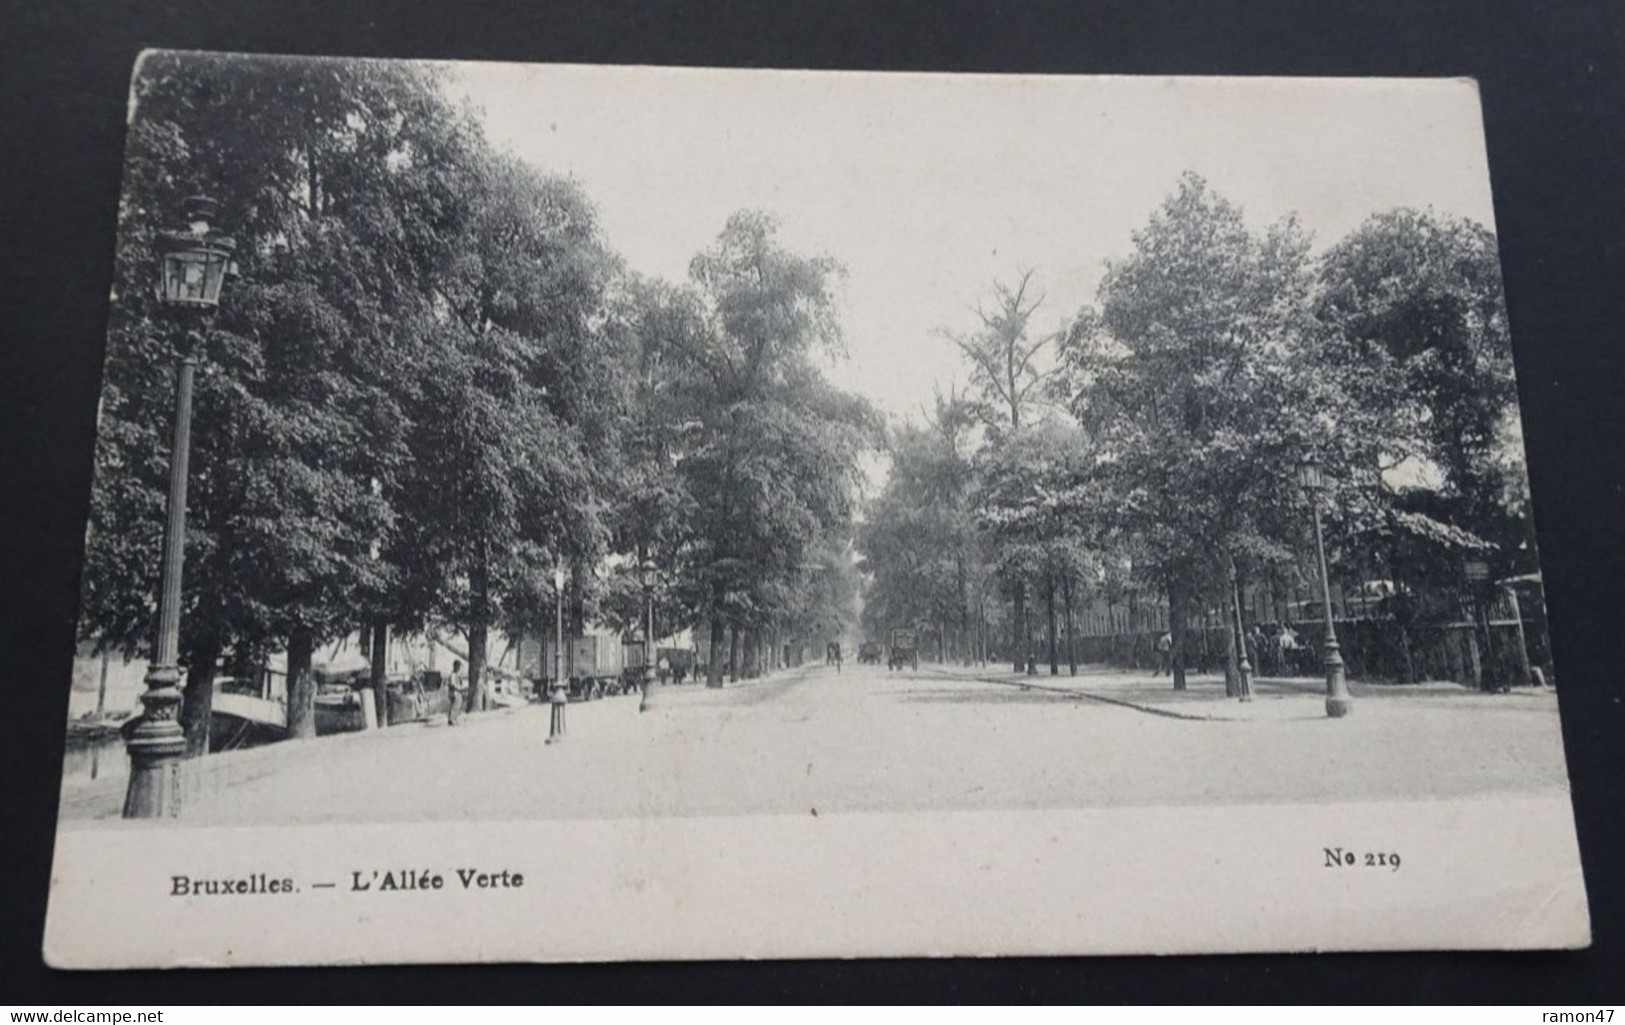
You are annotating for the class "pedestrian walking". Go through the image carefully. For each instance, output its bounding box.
[447,659,467,726]
[1245,625,1265,676]
[1254,625,1275,676]
[1277,625,1303,674]
[546,677,567,743]
[1155,631,1173,676]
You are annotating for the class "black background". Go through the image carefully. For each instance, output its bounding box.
[3,0,1622,1004]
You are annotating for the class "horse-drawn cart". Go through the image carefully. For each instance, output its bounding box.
[887,628,920,671]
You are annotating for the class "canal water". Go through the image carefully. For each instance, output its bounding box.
[61,653,144,791]
[62,736,129,789]
[57,632,531,792]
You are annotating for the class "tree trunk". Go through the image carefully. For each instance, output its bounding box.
[1465,618,1485,690]
[1389,552,1420,684]
[1046,575,1059,675]
[369,618,389,727]
[957,555,970,666]
[1219,558,1239,697]
[707,608,726,687]
[568,560,587,637]
[468,619,489,714]
[179,634,222,758]
[286,627,317,739]
[230,645,256,689]
[1169,578,1189,691]
[728,626,740,682]
[1064,576,1077,676]
[1397,623,1419,684]
[305,134,320,219]
[1222,601,1240,698]
[469,542,492,712]
[1024,593,1036,674]
[96,650,110,716]
[1012,582,1026,674]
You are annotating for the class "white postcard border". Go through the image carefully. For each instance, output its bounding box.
[44,793,1588,968]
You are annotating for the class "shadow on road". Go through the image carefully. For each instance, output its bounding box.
[895,686,1090,707]
[681,666,822,707]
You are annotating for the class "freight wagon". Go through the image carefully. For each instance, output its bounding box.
[518,631,634,701]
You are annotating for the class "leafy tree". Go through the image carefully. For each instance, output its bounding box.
[390,153,614,713]
[1305,209,1533,684]
[595,275,708,641]
[943,271,1054,437]
[82,53,482,746]
[785,533,865,659]
[1056,173,1343,689]
[973,420,1102,675]
[943,273,1060,671]
[1316,209,1529,564]
[864,386,988,666]
[860,418,974,657]
[673,211,880,683]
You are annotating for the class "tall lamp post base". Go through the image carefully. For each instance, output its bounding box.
[545,687,567,743]
[123,664,187,818]
[1324,651,1353,718]
[639,559,659,712]
[1300,463,1354,722]
[639,669,655,712]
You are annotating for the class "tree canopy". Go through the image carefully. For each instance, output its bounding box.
[862,173,1538,689]
[83,56,881,745]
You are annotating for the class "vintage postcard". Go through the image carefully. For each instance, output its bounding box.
[44,54,1588,967]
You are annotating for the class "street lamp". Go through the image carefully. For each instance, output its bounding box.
[639,557,657,712]
[124,196,237,818]
[547,565,567,743]
[1228,559,1253,702]
[1296,453,1353,718]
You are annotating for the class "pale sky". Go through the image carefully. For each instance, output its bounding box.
[448,64,1498,427]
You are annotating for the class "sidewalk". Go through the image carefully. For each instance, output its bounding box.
[56,659,1571,825]
[925,662,1559,722]
[58,663,815,822]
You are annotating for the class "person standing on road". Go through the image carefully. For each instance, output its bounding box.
[447,659,467,726]
[1245,625,1265,677]
[546,674,567,743]
[1277,624,1302,674]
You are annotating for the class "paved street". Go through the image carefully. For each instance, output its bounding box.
[61,661,1572,826]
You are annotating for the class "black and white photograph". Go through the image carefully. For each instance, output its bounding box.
[41,53,1590,968]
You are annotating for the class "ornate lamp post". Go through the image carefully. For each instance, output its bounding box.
[1228,559,1253,702]
[124,196,237,818]
[554,565,566,682]
[1296,453,1353,718]
[639,557,657,712]
[548,565,567,743]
